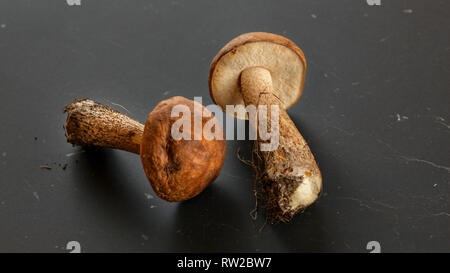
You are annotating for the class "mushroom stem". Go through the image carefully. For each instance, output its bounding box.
[240,66,322,221]
[241,67,282,107]
[63,99,144,154]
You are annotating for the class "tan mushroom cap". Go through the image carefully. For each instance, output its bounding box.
[209,32,307,120]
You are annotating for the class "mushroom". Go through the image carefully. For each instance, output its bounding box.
[209,32,322,222]
[63,96,226,202]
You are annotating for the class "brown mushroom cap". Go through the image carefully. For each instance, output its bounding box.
[209,32,307,119]
[140,96,226,202]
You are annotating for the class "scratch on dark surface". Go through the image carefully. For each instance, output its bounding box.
[328,71,342,80]
[171,0,184,6]
[336,197,383,213]
[393,228,401,239]
[223,172,244,180]
[416,114,446,120]
[24,179,40,201]
[376,138,396,153]
[371,200,398,210]
[108,40,124,49]
[296,112,328,119]
[330,126,355,136]
[219,223,241,233]
[415,212,450,222]
[336,197,401,215]
[318,128,329,138]
[32,192,40,201]
[435,121,450,129]
[308,60,342,81]
[66,150,85,157]
[379,34,391,43]
[400,156,450,173]
[434,116,446,121]
[344,242,351,250]
[432,212,450,217]
[414,115,450,129]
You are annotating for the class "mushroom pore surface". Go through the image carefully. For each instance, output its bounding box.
[209,32,306,119]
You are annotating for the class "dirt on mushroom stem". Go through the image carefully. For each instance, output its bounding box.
[250,141,313,223]
[209,32,323,222]
[240,67,322,223]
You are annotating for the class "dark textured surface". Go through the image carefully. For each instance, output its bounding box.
[0,0,448,252]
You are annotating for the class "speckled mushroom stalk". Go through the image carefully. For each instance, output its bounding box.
[209,32,322,222]
[64,99,144,154]
[241,67,322,222]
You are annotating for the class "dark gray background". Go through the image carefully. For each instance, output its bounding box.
[0,0,448,253]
